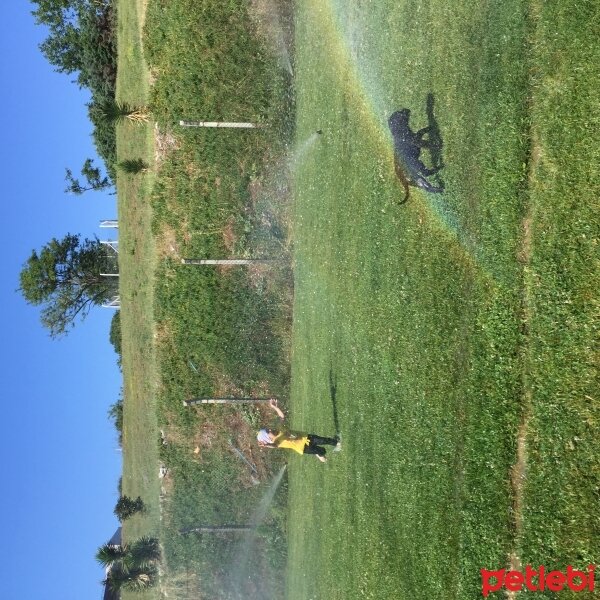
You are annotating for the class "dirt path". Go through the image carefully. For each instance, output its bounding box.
[505,51,543,590]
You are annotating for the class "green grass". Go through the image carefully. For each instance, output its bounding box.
[520,0,600,576]
[115,0,160,599]
[117,0,599,597]
[287,0,599,598]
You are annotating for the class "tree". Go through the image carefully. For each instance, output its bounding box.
[96,536,160,571]
[108,397,123,444]
[103,564,158,593]
[38,22,83,74]
[114,495,145,521]
[117,159,148,175]
[109,311,122,367]
[96,536,160,594]
[65,158,112,194]
[128,536,161,569]
[31,0,118,182]
[96,542,128,569]
[31,0,114,79]
[31,0,84,74]
[31,0,81,28]
[19,234,118,337]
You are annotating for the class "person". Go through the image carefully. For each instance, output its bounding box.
[257,399,340,463]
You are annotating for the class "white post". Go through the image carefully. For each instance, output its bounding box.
[184,397,274,407]
[100,220,119,228]
[100,240,119,254]
[102,296,121,308]
[179,120,264,129]
[181,258,278,265]
[180,526,253,535]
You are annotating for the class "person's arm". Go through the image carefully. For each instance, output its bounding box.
[257,440,276,448]
[268,398,285,421]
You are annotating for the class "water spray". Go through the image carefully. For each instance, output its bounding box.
[228,440,259,475]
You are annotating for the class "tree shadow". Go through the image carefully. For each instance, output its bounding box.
[329,368,341,437]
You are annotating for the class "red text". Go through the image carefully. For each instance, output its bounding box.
[481,565,595,596]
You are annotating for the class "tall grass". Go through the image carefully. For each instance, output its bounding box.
[141,0,295,596]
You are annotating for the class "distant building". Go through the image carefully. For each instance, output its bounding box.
[102,528,122,600]
[103,582,119,600]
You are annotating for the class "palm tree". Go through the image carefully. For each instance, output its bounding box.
[96,535,161,593]
[103,563,158,593]
[129,536,161,570]
[96,542,129,570]
[94,100,149,125]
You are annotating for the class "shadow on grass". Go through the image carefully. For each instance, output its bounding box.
[329,368,341,437]
[425,92,444,176]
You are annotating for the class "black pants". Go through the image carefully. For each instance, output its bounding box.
[303,434,338,457]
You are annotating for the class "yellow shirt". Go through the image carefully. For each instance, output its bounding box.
[272,432,309,454]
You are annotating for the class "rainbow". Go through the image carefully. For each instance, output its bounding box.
[297,0,497,284]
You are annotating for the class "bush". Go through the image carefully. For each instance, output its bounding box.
[108,397,123,444]
[109,310,122,364]
[114,495,146,521]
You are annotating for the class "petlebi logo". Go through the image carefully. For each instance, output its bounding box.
[481,565,596,596]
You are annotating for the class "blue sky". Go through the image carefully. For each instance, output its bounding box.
[0,4,122,599]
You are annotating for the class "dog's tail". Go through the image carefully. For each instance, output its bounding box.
[393,156,410,204]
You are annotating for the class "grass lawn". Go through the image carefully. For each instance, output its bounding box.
[520,0,599,573]
[115,0,160,598]
[116,0,598,597]
[288,0,599,598]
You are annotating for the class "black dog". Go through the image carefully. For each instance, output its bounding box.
[388,109,444,203]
